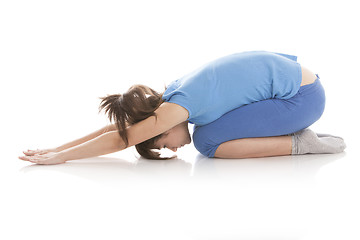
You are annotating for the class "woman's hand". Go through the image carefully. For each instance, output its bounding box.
[23,148,57,156]
[18,152,66,165]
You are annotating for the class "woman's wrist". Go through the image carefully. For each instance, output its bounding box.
[56,151,69,162]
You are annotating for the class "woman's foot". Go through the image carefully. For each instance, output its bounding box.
[291,128,346,155]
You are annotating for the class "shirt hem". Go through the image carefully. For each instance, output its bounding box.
[297,63,302,90]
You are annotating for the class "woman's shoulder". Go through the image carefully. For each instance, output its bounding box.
[156,102,189,124]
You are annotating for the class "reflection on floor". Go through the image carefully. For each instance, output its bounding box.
[5,137,357,240]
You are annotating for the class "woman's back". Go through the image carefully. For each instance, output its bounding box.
[162,50,302,126]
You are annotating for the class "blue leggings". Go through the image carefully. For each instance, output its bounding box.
[192,74,326,157]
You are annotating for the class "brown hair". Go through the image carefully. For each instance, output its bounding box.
[98,84,176,160]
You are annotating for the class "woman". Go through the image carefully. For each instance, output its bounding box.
[19,50,346,165]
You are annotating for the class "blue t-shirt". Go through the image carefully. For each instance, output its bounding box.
[162,50,302,126]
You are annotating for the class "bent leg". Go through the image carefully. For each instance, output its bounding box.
[193,78,326,158]
[214,135,292,159]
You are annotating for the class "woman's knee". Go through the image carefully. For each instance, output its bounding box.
[192,127,218,158]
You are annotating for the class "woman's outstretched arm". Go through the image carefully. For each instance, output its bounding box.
[54,124,118,152]
[19,102,189,164]
[19,130,124,164]
[57,130,124,162]
[23,124,118,156]
[57,102,189,161]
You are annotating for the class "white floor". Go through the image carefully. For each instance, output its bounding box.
[2,0,360,239]
[3,126,359,240]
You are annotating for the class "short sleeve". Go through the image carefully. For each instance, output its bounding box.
[164,94,194,121]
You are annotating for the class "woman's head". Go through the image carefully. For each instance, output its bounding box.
[98,84,190,160]
[154,121,192,152]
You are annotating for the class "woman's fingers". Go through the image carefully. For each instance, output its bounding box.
[18,152,63,165]
[23,149,48,156]
[23,149,38,156]
[19,155,35,162]
[18,155,35,163]
[19,154,44,164]
[18,156,29,161]
[23,151,32,156]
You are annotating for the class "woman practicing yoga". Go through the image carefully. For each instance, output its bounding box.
[19,50,346,165]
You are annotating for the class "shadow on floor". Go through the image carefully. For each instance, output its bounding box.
[19,151,347,184]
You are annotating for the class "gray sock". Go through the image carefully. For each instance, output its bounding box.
[315,133,344,140]
[287,132,343,140]
[291,128,346,155]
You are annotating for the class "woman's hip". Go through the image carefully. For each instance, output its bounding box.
[283,74,326,121]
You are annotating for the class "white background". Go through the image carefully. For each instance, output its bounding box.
[1,0,359,239]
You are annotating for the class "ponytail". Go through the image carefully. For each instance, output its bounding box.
[98,84,175,160]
